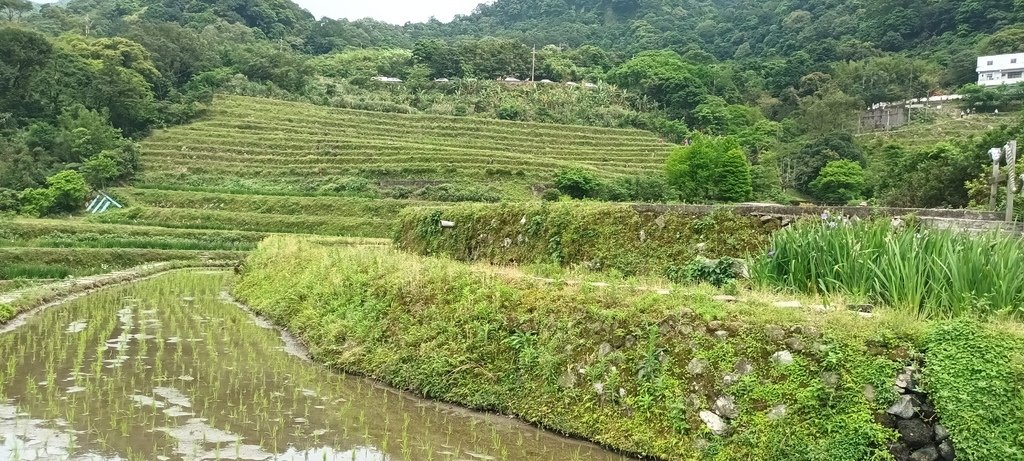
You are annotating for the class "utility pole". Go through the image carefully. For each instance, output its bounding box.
[531,46,536,83]
[1006,140,1018,223]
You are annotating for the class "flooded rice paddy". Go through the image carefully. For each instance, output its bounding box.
[0,271,632,461]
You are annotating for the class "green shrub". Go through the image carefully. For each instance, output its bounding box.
[603,175,674,203]
[666,256,743,287]
[554,167,603,199]
[45,170,89,214]
[666,134,752,203]
[18,188,57,217]
[810,160,865,204]
[540,188,562,202]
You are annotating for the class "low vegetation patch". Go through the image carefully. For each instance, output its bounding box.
[396,203,775,277]
[0,247,244,280]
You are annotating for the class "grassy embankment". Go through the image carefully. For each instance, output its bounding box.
[234,236,1024,461]
[858,111,1014,150]
[395,203,777,278]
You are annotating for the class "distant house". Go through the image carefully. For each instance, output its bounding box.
[977,53,1024,86]
[501,76,522,84]
[372,76,403,84]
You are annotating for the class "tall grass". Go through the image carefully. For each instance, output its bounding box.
[753,218,1024,318]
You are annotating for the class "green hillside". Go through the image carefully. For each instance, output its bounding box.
[136,95,674,199]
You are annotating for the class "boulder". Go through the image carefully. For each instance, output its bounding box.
[937,440,955,460]
[713,395,739,419]
[699,410,730,436]
[897,419,934,448]
[771,350,794,366]
[768,404,787,420]
[933,424,949,442]
[889,443,912,461]
[887,395,916,419]
[687,358,707,375]
[909,446,939,461]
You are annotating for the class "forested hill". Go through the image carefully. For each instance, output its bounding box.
[412,0,1021,89]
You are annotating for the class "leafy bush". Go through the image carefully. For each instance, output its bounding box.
[46,170,89,214]
[541,188,562,201]
[18,188,57,217]
[665,257,743,287]
[809,159,865,204]
[666,134,752,203]
[603,175,675,203]
[554,167,603,199]
[0,188,18,212]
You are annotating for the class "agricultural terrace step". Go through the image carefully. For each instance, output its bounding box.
[150,124,668,152]
[198,109,667,143]
[141,152,659,172]
[216,95,666,138]
[141,142,664,159]
[631,204,1003,221]
[88,207,393,238]
[108,188,438,216]
[140,159,647,178]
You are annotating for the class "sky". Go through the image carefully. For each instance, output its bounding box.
[293,0,489,25]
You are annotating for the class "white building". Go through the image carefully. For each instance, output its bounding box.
[977,53,1024,86]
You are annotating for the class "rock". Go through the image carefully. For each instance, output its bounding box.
[699,411,730,436]
[820,371,840,388]
[593,382,605,395]
[766,325,787,342]
[707,320,724,331]
[803,326,821,339]
[897,419,934,448]
[889,443,912,461]
[680,308,694,317]
[774,300,801,308]
[771,351,794,366]
[639,229,647,242]
[557,369,577,388]
[712,395,739,419]
[863,384,876,402]
[733,359,754,377]
[887,395,916,419]
[933,424,949,442]
[654,214,667,229]
[722,373,739,386]
[874,411,897,429]
[687,358,707,375]
[713,295,739,303]
[785,337,805,351]
[597,342,613,358]
[768,404,787,420]
[850,303,874,312]
[713,330,729,340]
[909,446,940,461]
[895,370,915,391]
[937,440,955,460]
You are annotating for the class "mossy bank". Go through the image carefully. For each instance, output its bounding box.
[234,237,1024,460]
[396,203,776,277]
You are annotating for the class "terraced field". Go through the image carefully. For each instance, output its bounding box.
[0,217,386,283]
[138,95,674,198]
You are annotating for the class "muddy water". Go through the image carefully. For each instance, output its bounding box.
[0,271,633,461]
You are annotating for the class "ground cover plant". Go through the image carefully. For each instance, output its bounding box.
[0,247,244,280]
[753,217,1024,319]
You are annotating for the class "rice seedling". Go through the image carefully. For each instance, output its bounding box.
[1,270,625,460]
[753,216,1024,319]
